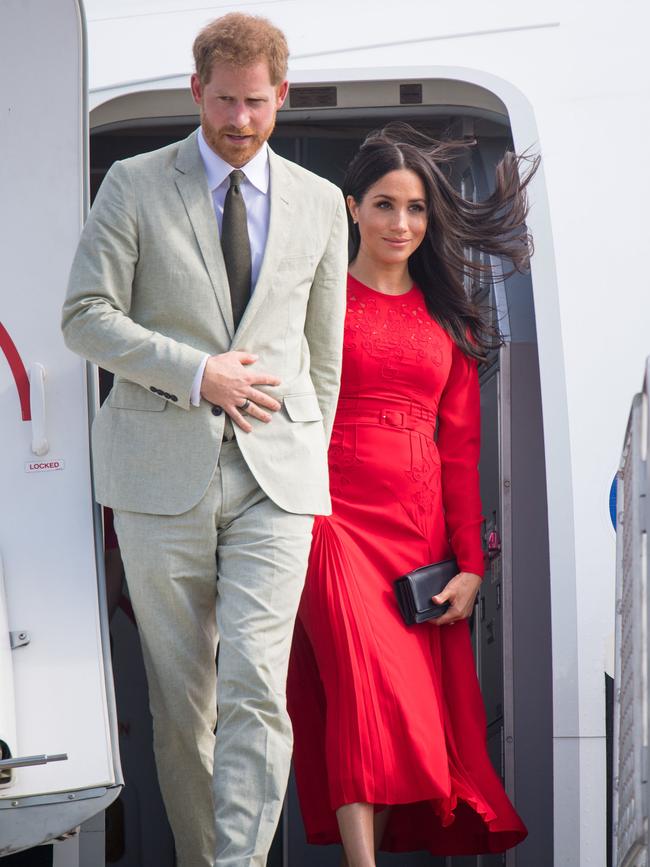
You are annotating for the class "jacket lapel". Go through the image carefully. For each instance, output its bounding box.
[174,131,235,339]
[233,149,293,342]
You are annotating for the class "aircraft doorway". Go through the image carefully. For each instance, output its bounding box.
[89,98,552,867]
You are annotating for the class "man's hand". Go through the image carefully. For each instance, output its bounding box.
[430,571,482,626]
[200,352,281,433]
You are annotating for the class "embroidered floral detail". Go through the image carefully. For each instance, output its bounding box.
[343,291,444,378]
[410,464,440,511]
[328,429,360,496]
[409,439,441,513]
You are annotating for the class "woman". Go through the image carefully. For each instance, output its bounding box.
[287,123,537,865]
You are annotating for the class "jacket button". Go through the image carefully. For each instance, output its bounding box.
[163,392,171,399]
[149,386,157,393]
[170,395,178,402]
[212,406,223,416]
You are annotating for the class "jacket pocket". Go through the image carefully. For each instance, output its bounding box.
[283,392,323,422]
[276,254,316,272]
[108,381,167,411]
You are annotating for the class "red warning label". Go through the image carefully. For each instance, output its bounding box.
[25,459,65,473]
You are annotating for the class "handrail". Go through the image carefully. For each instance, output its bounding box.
[29,363,48,456]
[0,754,68,771]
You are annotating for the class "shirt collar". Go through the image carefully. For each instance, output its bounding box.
[197,127,269,195]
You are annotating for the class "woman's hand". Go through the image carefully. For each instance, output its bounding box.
[431,571,482,626]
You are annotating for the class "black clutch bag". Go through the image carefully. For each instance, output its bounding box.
[393,559,458,625]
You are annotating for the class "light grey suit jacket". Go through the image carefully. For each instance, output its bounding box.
[62,130,348,516]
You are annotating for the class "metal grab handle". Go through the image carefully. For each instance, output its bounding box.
[29,363,48,456]
[0,753,68,770]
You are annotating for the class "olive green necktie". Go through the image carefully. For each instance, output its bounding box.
[221,169,252,329]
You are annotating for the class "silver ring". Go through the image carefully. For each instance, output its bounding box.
[238,399,251,411]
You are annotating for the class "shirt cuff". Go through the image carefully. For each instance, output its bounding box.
[190,354,209,406]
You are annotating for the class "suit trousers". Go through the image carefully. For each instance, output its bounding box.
[113,438,314,867]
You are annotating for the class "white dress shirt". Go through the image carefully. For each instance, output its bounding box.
[190,128,271,405]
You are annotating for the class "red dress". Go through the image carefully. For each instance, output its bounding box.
[287,274,527,855]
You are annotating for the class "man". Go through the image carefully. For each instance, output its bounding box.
[62,13,347,867]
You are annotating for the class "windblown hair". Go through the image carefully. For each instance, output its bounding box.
[193,12,289,86]
[343,122,540,360]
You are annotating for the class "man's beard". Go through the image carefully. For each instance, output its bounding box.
[201,113,276,167]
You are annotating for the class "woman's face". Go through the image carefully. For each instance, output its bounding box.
[347,168,428,266]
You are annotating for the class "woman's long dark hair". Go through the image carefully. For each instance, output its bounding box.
[343,122,540,360]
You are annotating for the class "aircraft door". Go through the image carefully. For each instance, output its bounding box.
[0,0,122,858]
[83,96,552,867]
[477,364,505,730]
[452,139,553,867]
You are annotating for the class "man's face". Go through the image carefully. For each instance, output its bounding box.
[191,60,288,167]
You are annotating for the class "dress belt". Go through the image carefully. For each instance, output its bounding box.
[334,399,436,439]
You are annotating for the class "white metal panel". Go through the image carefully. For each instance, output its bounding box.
[88,62,580,862]
[0,0,120,835]
[83,0,561,93]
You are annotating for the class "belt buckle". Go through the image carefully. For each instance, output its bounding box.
[381,410,405,428]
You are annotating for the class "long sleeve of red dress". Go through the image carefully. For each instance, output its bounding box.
[436,340,485,577]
